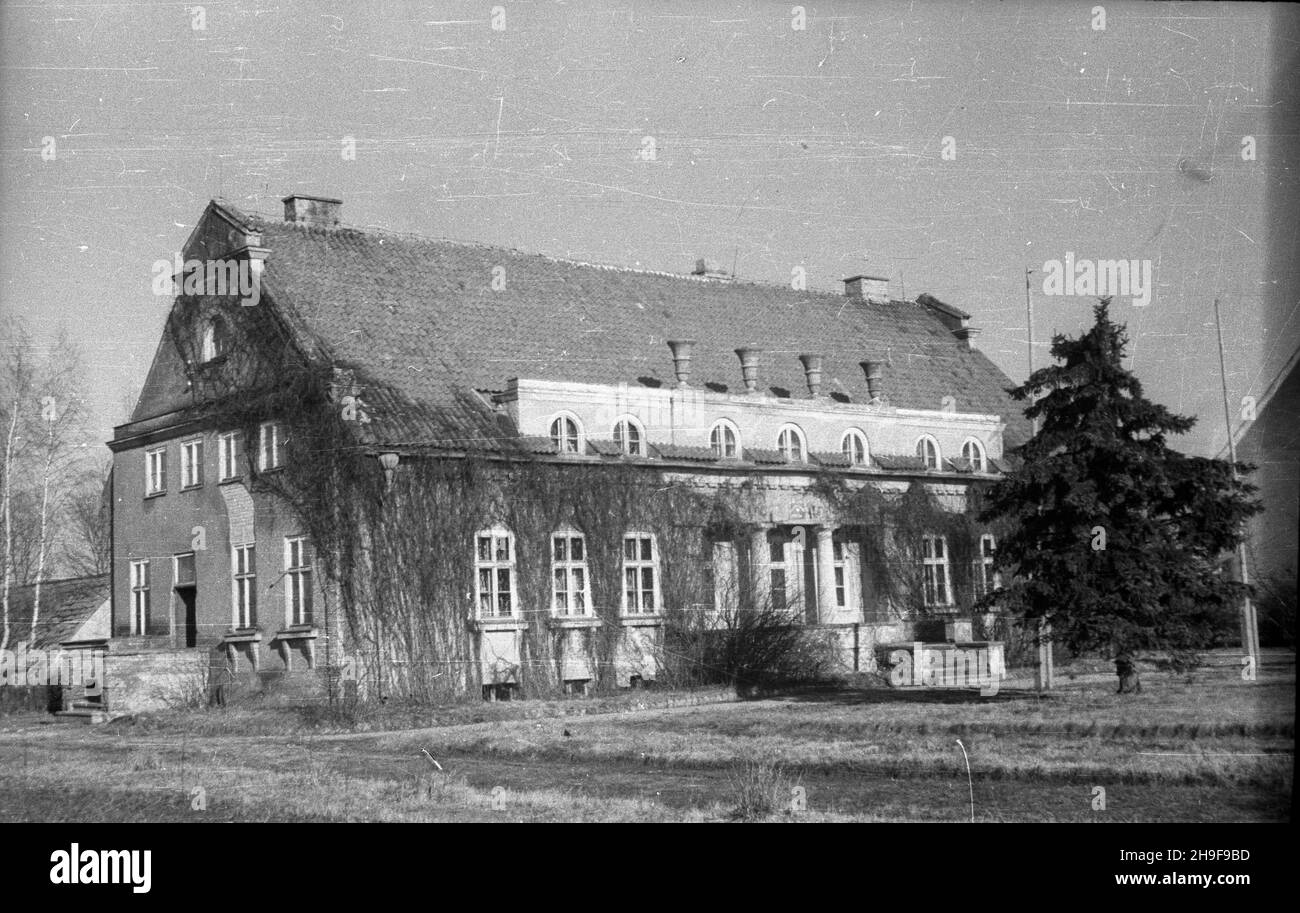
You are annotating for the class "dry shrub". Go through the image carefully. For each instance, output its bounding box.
[728,758,797,821]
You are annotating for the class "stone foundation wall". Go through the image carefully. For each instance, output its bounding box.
[103,647,210,713]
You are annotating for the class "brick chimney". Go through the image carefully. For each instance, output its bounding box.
[843,275,891,303]
[692,258,733,281]
[283,194,342,228]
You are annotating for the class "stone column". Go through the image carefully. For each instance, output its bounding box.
[748,524,772,608]
[816,525,837,624]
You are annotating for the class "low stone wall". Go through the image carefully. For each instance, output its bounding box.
[0,685,59,715]
[103,647,210,714]
[811,622,910,674]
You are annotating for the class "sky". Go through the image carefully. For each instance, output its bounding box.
[1,0,1297,456]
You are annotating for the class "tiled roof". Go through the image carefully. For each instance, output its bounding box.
[516,435,559,455]
[215,206,1032,451]
[586,438,624,457]
[746,448,793,465]
[812,451,853,468]
[946,456,975,474]
[5,575,109,649]
[874,453,928,471]
[653,443,721,462]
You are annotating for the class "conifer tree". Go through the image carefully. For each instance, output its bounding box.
[979,300,1261,692]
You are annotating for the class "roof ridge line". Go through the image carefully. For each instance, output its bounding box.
[232,201,928,301]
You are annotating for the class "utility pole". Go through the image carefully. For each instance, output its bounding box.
[1025,267,1038,436]
[1213,298,1261,679]
[1025,266,1052,690]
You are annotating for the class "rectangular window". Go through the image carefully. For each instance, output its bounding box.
[921,535,951,606]
[218,431,240,481]
[258,421,284,471]
[622,533,659,614]
[129,559,150,634]
[180,439,204,489]
[833,541,846,608]
[475,530,515,617]
[551,531,589,615]
[233,544,257,628]
[285,537,313,626]
[145,447,167,496]
[174,552,196,587]
[975,534,1000,597]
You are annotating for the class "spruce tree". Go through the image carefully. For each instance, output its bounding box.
[979,299,1261,692]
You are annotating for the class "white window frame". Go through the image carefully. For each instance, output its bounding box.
[549,412,583,454]
[551,527,590,615]
[201,317,228,363]
[976,533,1001,597]
[258,421,284,471]
[832,540,847,608]
[232,544,257,629]
[180,438,204,489]
[841,428,869,466]
[475,527,517,618]
[709,419,740,459]
[767,530,800,614]
[622,532,660,615]
[776,424,807,463]
[129,559,150,635]
[916,435,941,471]
[285,536,313,626]
[218,431,240,481]
[612,415,645,456]
[962,437,988,472]
[921,534,952,606]
[174,551,196,587]
[145,446,167,496]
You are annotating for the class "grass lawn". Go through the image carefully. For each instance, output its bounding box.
[0,663,1291,822]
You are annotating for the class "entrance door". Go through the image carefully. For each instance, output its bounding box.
[176,586,197,648]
